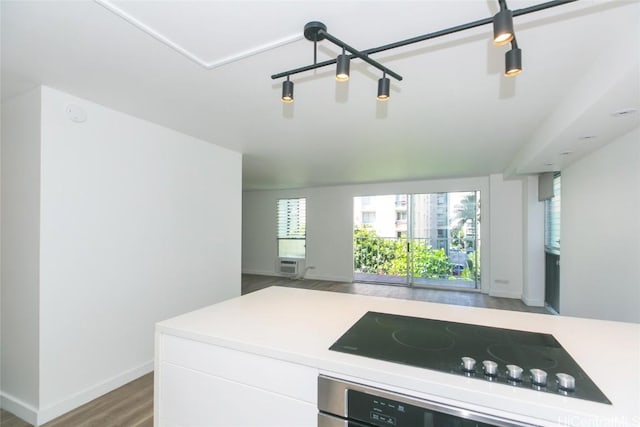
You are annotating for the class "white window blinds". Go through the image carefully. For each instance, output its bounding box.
[544,174,561,254]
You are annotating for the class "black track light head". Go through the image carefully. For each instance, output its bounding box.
[282,77,294,103]
[493,1,514,46]
[336,53,350,82]
[505,40,522,77]
[377,76,390,101]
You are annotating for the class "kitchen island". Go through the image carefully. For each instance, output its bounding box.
[154,286,639,427]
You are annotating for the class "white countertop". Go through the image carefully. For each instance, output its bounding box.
[156,286,640,426]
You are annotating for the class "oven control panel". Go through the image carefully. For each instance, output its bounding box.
[348,389,491,427]
[318,375,536,427]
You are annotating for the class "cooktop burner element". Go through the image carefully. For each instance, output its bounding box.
[392,328,455,351]
[329,311,611,404]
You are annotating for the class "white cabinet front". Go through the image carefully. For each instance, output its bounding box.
[155,333,319,427]
[158,363,316,427]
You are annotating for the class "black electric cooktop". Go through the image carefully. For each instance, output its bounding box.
[330,311,610,404]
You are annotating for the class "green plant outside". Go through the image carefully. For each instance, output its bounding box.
[354,226,480,281]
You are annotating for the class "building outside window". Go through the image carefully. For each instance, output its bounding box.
[353,191,480,289]
[277,198,306,258]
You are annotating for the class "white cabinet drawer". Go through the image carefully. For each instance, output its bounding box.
[159,334,317,404]
[158,362,316,427]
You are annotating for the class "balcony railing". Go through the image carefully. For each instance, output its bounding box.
[353,235,480,287]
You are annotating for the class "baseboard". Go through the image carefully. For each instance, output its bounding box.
[1,392,38,426]
[304,273,352,282]
[36,360,153,426]
[242,269,352,283]
[242,269,278,277]
[489,290,522,299]
[521,295,545,307]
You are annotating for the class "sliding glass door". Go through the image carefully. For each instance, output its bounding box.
[353,192,480,289]
[353,195,409,285]
[409,192,480,289]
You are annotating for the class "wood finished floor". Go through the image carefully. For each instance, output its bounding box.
[242,274,551,314]
[0,373,153,427]
[1,274,550,427]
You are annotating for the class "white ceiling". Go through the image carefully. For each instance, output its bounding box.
[2,0,638,190]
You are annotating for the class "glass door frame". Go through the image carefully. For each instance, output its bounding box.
[407,192,480,291]
[352,192,481,290]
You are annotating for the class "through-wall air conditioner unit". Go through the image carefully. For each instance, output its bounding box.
[278,258,303,276]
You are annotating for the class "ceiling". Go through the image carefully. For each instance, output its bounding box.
[2,0,638,191]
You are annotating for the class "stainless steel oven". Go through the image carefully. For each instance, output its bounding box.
[317,375,535,427]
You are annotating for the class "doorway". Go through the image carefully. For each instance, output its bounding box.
[353,192,480,290]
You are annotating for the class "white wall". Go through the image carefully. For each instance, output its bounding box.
[488,174,524,299]
[522,176,545,306]
[306,187,355,280]
[243,186,354,282]
[243,176,504,293]
[1,87,42,421]
[243,132,640,322]
[1,87,242,425]
[560,128,639,323]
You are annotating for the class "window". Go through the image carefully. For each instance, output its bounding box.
[277,198,306,258]
[362,212,376,224]
[544,174,561,254]
[353,191,481,288]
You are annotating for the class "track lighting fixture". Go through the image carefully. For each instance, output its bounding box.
[336,48,350,82]
[271,0,577,103]
[377,74,390,101]
[505,39,522,77]
[493,0,514,46]
[281,76,294,103]
[275,20,401,102]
